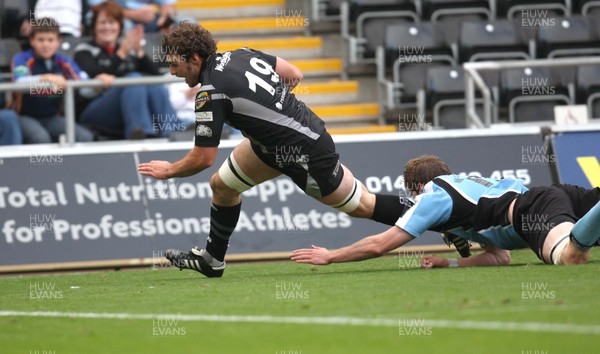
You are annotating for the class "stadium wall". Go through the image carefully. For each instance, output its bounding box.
[0,127,572,272]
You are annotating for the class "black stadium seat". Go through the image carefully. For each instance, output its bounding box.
[384,21,453,65]
[384,22,456,105]
[422,0,492,45]
[349,0,417,19]
[426,66,482,128]
[58,36,90,59]
[537,15,600,58]
[422,0,492,21]
[343,0,419,61]
[362,18,415,59]
[496,0,571,19]
[578,0,600,16]
[500,67,572,123]
[459,19,532,62]
[324,0,346,17]
[0,38,21,73]
[576,65,600,118]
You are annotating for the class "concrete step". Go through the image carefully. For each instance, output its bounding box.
[310,103,380,124]
[294,80,358,105]
[217,36,322,59]
[290,58,342,77]
[176,0,284,19]
[200,16,308,36]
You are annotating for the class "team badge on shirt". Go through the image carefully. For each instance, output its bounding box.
[195,91,210,110]
[196,111,213,122]
[196,124,212,137]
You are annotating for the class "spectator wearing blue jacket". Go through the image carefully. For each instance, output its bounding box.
[0,89,21,145]
[12,17,94,144]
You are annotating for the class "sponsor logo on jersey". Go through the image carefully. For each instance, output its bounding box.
[196,124,213,137]
[215,51,231,72]
[195,91,210,110]
[275,86,288,110]
[195,111,213,122]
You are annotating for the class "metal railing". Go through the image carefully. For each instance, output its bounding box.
[463,56,600,128]
[0,75,183,145]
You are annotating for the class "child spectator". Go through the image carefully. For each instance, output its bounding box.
[12,17,94,144]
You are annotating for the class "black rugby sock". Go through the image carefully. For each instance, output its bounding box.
[371,194,413,226]
[205,202,241,262]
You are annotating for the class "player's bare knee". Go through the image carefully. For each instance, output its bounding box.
[210,173,239,201]
[329,177,366,217]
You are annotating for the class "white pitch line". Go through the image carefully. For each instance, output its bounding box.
[1,311,599,335]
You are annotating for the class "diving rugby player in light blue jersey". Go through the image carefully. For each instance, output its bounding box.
[292,155,600,267]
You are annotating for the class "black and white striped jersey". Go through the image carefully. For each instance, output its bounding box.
[193,48,326,151]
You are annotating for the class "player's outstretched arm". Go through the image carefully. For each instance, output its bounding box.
[275,57,303,90]
[291,226,415,265]
[421,245,511,269]
[138,146,218,179]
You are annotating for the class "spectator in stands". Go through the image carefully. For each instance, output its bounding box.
[0,110,21,145]
[0,76,22,145]
[75,1,177,139]
[32,0,88,37]
[11,17,94,144]
[87,0,179,33]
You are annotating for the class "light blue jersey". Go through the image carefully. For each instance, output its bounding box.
[396,175,529,249]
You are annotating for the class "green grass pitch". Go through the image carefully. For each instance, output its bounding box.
[1,249,599,354]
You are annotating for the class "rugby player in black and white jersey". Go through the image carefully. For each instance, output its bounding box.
[138,22,417,277]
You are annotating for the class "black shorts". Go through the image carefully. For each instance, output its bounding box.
[512,184,600,260]
[250,132,344,198]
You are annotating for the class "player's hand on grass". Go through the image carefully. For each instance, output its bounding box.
[420,256,449,269]
[138,160,172,179]
[291,245,331,265]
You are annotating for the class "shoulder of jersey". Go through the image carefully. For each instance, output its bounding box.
[209,50,248,96]
[210,49,249,74]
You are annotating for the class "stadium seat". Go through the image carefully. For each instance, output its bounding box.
[377,22,456,110]
[141,32,167,71]
[497,0,571,19]
[459,19,532,62]
[0,0,30,39]
[349,0,417,19]
[341,0,418,67]
[426,66,483,128]
[316,0,345,20]
[536,15,600,58]
[578,0,600,16]
[500,67,572,123]
[0,38,21,73]
[422,0,492,22]
[440,13,495,47]
[384,21,454,66]
[576,64,600,118]
[58,36,90,59]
